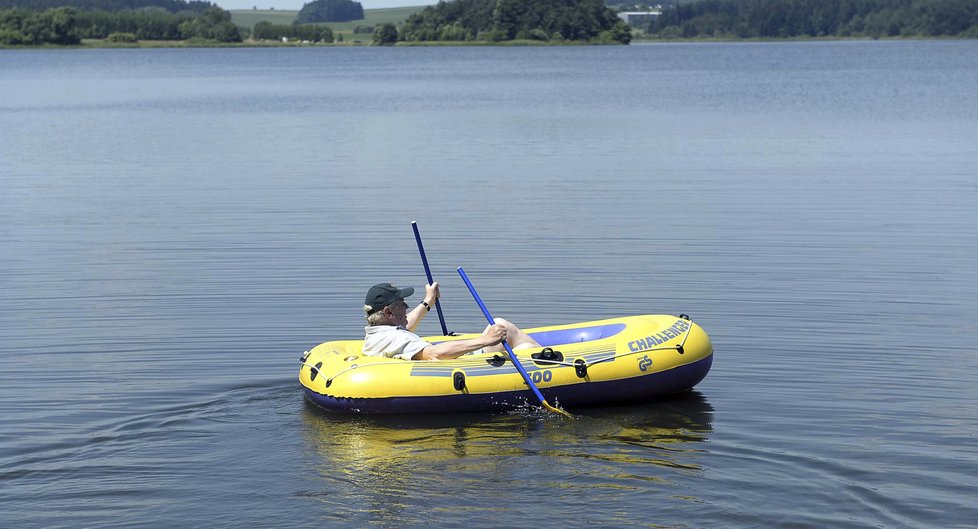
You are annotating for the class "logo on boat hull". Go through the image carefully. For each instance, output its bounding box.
[638,355,653,371]
[627,319,691,352]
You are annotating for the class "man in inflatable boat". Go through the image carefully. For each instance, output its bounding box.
[363,282,541,361]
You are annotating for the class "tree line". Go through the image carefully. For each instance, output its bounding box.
[252,21,334,43]
[1,5,241,44]
[0,7,81,44]
[0,0,212,13]
[398,0,632,43]
[647,0,978,39]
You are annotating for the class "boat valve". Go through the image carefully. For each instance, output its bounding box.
[452,370,467,392]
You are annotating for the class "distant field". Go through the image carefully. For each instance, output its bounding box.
[230,6,425,32]
[230,9,299,27]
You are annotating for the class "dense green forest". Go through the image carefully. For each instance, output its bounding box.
[399,0,632,43]
[0,5,241,44]
[296,0,363,23]
[647,0,978,38]
[0,0,212,13]
[0,7,81,44]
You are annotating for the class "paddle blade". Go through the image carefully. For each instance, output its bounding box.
[542,400,575,419]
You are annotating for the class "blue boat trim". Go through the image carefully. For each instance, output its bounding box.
[409,367,455,377]
[529,323,627,346]
[306,353,712,414]
[430,323,626,348]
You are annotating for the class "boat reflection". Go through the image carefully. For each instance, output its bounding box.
[298,391,714,525]
[300,390,714,469]
[565,391,715,471]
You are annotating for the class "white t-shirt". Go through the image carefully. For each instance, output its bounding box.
[362,325,431,360]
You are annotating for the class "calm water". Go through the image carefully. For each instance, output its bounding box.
[2,42,977,528]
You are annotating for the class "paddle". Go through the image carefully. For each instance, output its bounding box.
[456,266,573,418]
[411,221,450,336]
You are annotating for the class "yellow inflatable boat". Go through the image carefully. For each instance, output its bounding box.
[299,314,712,414]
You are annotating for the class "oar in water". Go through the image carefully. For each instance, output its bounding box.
[411,221,450,336]
[456,266,573,418]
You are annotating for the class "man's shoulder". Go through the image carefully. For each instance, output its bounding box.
[363,324,430,360]
[365,325,411,335]
[364,325,426,342]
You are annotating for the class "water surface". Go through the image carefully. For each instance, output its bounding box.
[2,42,977,528]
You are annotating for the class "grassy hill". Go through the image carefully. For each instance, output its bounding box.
[229,9,299,28]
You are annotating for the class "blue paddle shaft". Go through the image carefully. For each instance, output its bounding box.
[456,266,549,405]
[411,221,449,336]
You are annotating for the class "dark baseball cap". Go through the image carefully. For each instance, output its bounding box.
[364,283,415,314]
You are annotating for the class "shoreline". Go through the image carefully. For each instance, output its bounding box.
[2,35,974,50]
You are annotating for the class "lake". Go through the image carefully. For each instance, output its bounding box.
[1,41,976,528]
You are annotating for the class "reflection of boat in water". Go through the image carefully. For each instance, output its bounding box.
[576,390,714,430]
[298,391,716,525]
[299,314,713,414]
[577,391,716,460]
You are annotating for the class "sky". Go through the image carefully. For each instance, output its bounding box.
[214,0,431,10]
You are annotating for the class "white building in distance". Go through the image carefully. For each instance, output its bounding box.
[618,11,662,26]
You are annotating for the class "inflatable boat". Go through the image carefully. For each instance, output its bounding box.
[299,314,712,414]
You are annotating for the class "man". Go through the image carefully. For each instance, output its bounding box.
[362,282,541,360]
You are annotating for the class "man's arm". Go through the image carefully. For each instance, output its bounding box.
[405,283,439,332]
[411,325,506,360]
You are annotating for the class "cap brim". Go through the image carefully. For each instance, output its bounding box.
[397,287,415,299]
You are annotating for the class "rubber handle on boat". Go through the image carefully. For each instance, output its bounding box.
[456,266,573,419]
[412,221,450,336]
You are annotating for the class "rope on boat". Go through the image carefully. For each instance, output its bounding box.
[567,314,697,372]
[679,314,693,353]
[299,360,398,388]
[513,329,697,369]
[584,344,686,367]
